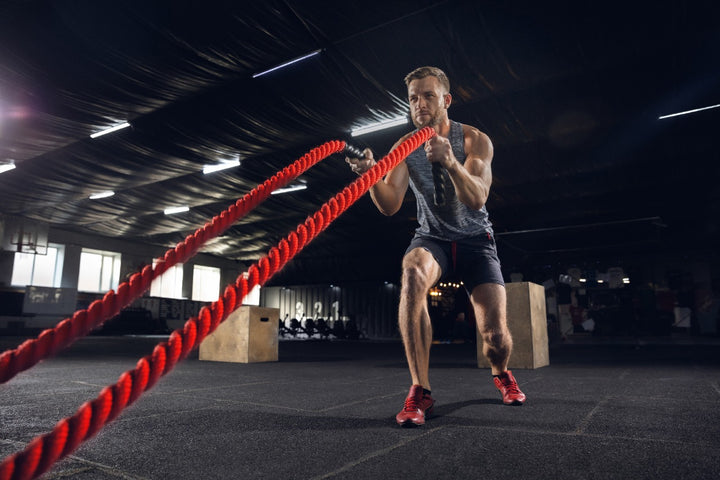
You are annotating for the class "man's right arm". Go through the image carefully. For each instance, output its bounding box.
[345,138,410,216]
[369,160,408,216]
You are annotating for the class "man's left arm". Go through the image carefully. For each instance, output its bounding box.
[427,125,494,210]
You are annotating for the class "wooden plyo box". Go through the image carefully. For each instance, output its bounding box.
[477,282,549,369]
[199,306,279,363]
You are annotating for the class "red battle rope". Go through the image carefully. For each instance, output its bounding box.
[0,126,436,480]
[0,140,347,385]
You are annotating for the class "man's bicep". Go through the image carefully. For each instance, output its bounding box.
[465,128,494,182]
[465,156,492,186]
[384,161,409,193]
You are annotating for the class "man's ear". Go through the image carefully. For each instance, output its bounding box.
[444,93,452,109]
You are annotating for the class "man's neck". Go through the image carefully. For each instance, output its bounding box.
[432,117,451,137]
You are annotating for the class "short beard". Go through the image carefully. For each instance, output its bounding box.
[411,112,441,129]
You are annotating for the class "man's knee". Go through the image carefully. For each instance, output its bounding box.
[478,327,509,349]
[401,264,430,293]
[401,249,440,293]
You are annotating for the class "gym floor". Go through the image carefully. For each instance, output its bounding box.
[1,336,719,479]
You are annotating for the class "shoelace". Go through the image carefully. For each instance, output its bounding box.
[403,395,421,412]
[501,379,521,395]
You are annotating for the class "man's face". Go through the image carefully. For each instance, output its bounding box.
[407,76,450,129]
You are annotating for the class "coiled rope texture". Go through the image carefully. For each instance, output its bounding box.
[0,140,345,385]
[0,126,436,480]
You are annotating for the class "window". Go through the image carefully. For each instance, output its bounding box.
[192,265,221,302]
[245,283,261,306]
[11,244,65,287]
[77,249,121,293]
[150,263,184,299]
[241,272,261,306]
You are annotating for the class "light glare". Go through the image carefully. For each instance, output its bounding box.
[90,122,131,138]
[351,116,408,137]
[271,185,307,195]
[658,103,720,120]
[253,50,321,78]
[0,161,16,174]
[203,159,241,174]
[89,191,115,200]
[164,205,190,215]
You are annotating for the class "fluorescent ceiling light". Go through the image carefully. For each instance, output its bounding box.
[252,50,321,78]
[203,159,241,174]
[164,205,190,215]
[0,161,16,174]
[351,116,408,137]
[271,184,307,195]
[89,190,115,200]
[90,122,131,138]
[658,103,720,120]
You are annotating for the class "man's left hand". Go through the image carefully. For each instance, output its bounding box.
[424,136,455,169]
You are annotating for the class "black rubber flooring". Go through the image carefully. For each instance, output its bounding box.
[1,336,719,479]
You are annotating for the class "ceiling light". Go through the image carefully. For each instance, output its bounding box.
[252,49,321,78]
[658,103,720,120]
[90,122,131,138]
[351,116,408,137]
[0,161,16,174]
[89,190,115,200]
[203,158,241,175]
[271,184,307,195]
[164,205,190,215]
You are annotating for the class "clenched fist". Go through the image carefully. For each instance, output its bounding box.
[345,148,376,175]
[424,136,455,168]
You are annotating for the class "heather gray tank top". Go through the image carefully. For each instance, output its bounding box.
[405,120,493,240]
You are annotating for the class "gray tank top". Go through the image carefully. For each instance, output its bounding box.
[405,120,493,240]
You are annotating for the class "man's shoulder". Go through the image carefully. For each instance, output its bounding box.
[459,123,492,150]
[458,122,489,140]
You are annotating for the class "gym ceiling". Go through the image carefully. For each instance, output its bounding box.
[1,0,718,284]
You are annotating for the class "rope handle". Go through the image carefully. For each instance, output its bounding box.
[432,162,446,206]
[343,143,366,159]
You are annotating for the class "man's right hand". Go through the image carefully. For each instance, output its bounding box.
[345,148,376,176]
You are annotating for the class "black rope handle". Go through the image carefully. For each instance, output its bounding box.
[344,143,366,159]
[432,163,446,206]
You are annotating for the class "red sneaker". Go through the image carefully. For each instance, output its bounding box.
[395,385,435,427]
[494,370,526,405]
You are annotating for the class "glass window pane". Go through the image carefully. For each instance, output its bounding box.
[160,269,174,298]
[112,256,121,290]
[151,264,184,299]
[176,268,184,298]
[150,271,161,297]
[78,252,102,291]
[245,284,261,306]
[78,249,121,293]
[168,266,183,298]
[31,247,57,287]
[11,252,34,286]
[100,255,113,291]
[192,265,220,302]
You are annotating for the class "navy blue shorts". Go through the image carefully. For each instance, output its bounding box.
[404,233,505,291]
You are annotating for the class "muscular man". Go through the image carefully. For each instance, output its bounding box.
[347,66,525,427]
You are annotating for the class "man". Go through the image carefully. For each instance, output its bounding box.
[346,66,525,427]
